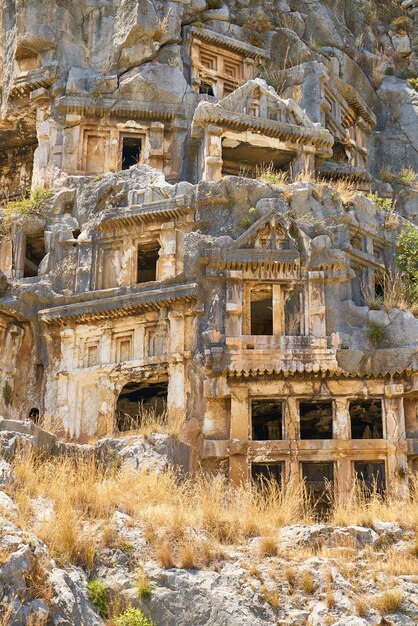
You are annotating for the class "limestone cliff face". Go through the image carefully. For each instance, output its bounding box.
[0,1,417,625]
[0,1,417,488]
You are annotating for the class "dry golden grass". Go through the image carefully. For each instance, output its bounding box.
[374,589,403,614]
[259,535,280,558]
[8,451,418,577]
[353,595,369,617]
[300,570,315,594]
[330,475,418,530]
[260,584,280,610]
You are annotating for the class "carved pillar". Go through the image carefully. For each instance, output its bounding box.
[32,105,63,188]
[292,146,316,179]
[203,125,223,181]
[308,272,326,337]
[225,273,243,337]
[286,396,301,489]
[13,231,26,279]
[229,386,249,485]
[158,222,177,281]
[0,239,13,279]
[334,398,352,497]
[149,122,165,171]
[272,284,282,336]
[384,384,408,496]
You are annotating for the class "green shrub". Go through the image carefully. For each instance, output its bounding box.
[115,607,154,626]
[366,321,388,347]
[4,187,52,219]
[396,222,418,302]
[390,16,413,33]
[365,192,392,213]
[2,382,12,407]
[87,579,109,618]
[243,13,271,47]
[206,0,223,8]
[136,574,152,599]
[407,77,418,91]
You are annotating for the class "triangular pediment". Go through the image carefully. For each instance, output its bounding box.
[233,209,297,252]
[217,78,318,129]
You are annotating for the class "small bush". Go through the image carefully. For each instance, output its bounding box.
[206,0,223,8]
[243,12,271,47]
[259,535,279,557]
[365,192,392,213]
[300,570,315,594]
[397,222,418,304]
[2,382,12,407]
[408,77,418,91]
[391,16,413,34]
[115,607,154,626]
[87,579,109,618]
[260,584,280,610]
[4,187,52,219]
[136,574,152,599]
[374,589,403,614]
[366,321,388,347]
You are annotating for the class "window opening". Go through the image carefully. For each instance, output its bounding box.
[116,381,168,432]
[251,400,283,440]
[349,399,383,439]
[137,246,159,283]
[122,137,142,170]
[251,288,273,335]
[300,400,333,440]
[354,461,386,494]
[252,463,283,486]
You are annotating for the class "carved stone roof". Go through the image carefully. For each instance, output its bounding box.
[39,282,199,326]
[192,79,334,155]
[56,96,183,121]
[95,196,194,231]
[188,26,269,60]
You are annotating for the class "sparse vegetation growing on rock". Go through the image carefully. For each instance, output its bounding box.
[87,579,109,618]
[115,607,154,626]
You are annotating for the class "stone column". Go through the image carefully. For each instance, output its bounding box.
[225,274,243,338]
[13,231,26,279]
[286,396,301,489]
[308,272,326,336]
[272,284,282,336]
[149,122,165,171]
[167,362,186,425]
[168,308,185,355]
[203,126,223,181]
[229,386,249,485]
[0,239,13,279]
[158,222,177,281]
[32,105,63,188]
[384,385,408,496]
[334,398,352,497]
[292,146,316,179]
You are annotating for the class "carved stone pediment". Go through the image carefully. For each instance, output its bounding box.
[232,210,297,253]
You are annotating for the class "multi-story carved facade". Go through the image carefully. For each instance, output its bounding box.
[0,10,417,498]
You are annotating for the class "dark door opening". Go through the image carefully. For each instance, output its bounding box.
[122,136,142,170]
[251,400,283,440]
[28,407,40,425]
[199,82,214,96]
[300,400,333,440]
[302,461,334,513]
[252,462,283,486]
[349,399,383,439]
[24,230,46,277]
[116,380,168,432]
[354,461,386,494]
[137,246,159,283]
[251,289,273,335]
